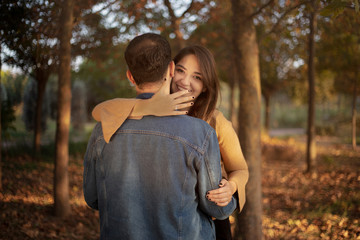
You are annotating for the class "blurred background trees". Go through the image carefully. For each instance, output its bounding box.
[0,0,359,238]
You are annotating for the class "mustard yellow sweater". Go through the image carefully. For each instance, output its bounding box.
[92,98,249,211]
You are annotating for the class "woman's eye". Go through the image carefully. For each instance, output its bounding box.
[176,68,184,73]
[194,75,202,81]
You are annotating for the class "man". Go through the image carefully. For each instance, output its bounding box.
[83,33,236,240]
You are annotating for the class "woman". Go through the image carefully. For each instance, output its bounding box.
[92,45,248,240]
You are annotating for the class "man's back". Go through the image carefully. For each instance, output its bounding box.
[84,110,236,240]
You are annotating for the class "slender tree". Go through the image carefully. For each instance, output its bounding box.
[318,8,360,149]
[0,44,2,191]
[0,0,59,154]
[231,0,262,239]
[352,74,358,149]
[306,0,318,173]
[54,0,74,218]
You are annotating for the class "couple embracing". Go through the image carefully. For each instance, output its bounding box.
[83,33,248,240]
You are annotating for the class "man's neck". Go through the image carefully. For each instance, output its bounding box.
[136,81,162,95]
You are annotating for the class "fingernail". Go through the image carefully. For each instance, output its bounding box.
[188,90,192,92]
[192,97,195,99]
[185,111,188,114]
[190,102,194,106]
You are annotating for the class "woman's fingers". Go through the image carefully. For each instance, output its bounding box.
[173,96,194,105]
[219,179,228,187]
[170,110,188,115]
[206,179,233,206]
[207,190,231,199]
[175,102,193,110]
[207,193,232,206]
[170,89,191,99]
[214,200,232,207]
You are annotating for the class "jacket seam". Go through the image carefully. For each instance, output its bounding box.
[115,130,205,154]
[203,128,227,218]
[202,128,217,190]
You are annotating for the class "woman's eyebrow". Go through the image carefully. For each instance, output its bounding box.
[176,64,202,75]
[176,64,186,70]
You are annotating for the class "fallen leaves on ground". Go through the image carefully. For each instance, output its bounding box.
[1,155,99,240]
[261,137,360,239]
[0,137,359,239]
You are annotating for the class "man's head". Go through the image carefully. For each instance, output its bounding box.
[125,33,173,90]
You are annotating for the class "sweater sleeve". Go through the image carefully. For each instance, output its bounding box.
[214,110,249,212]
[92,98,142,143]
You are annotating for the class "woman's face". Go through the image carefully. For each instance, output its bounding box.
[171,54,204,100]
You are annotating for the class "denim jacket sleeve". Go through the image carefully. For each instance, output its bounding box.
[197,129,237,220]
[83,123,102,210]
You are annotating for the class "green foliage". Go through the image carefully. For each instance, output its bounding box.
[1,71,27,135]
[71,80,87,130]
[321,0,349,17]
[22,77,49,132]
[1,100,16,136]
[271,101,308,128]
[0,0,59,74]
[46,74,58,120]
[321,0,360,17]
[317,9,360,96]
[268,93,354,131]
[1,71,27,105]
[189,1,233,85]
[74,43,136,115]
[316,70,336,103]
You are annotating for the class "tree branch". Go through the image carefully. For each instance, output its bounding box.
[75,0,118,25]
[266,0,311,36]
[249,0,275,19]
[164,0,177,20]
[182,0,195,17]
[91,0,118,15]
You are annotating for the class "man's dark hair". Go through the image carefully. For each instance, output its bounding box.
[125,33,171,86]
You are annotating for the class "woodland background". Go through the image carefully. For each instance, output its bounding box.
[0,0,359,239]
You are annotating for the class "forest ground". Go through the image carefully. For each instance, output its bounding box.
[0,135,359,240]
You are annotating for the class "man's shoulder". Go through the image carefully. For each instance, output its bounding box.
[90,122,105,141]
[156,115,214,131]
[122,115,217,144]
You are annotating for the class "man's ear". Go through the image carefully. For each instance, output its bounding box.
[169,61,175,78]
[126,70,136,86]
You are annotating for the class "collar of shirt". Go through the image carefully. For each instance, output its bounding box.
[136,93,154,99]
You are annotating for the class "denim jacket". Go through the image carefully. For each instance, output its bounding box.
[83,93,236,240]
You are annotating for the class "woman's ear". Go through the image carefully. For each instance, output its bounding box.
[126,70,136,86]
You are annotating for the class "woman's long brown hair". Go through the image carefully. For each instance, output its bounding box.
[173,45,220,122]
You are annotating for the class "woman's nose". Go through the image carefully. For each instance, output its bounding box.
[181,75,191,86]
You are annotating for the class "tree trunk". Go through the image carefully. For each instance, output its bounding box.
[0,44,2,191]
[352,76,358,150]
[264,93,271,136]
[230,61,239,132]
[34,71,48,155]
[163,0,185,53]
[306,1,317,173]
[54,0,74,218]
[231,0,262,239]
